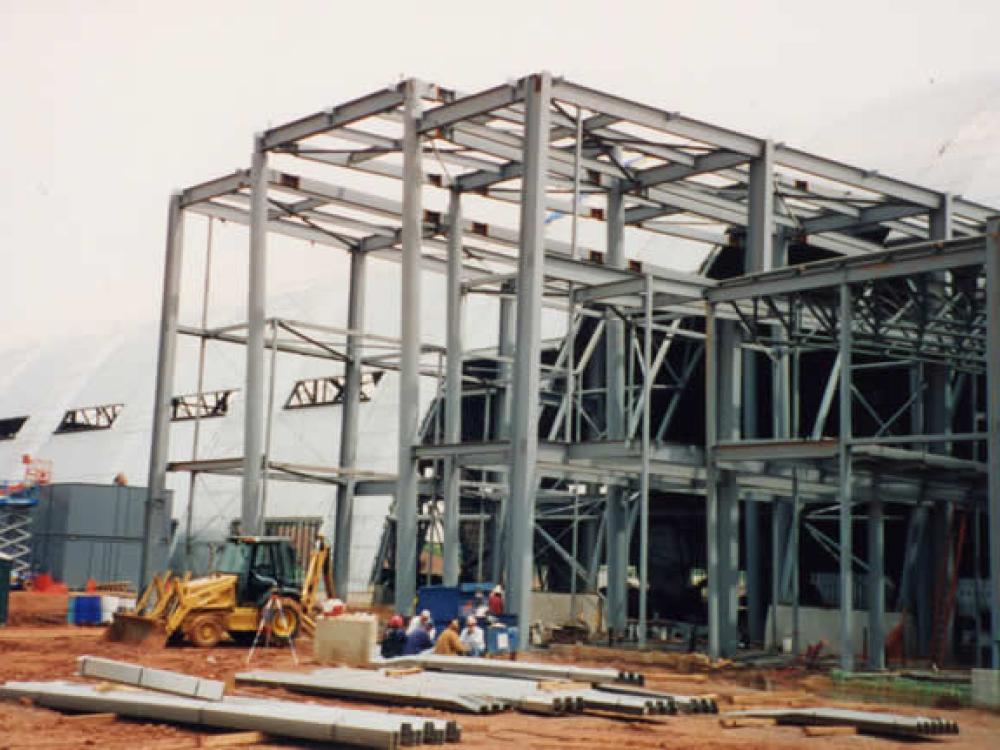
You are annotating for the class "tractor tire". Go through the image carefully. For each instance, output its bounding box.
[185,613,226,648]
[268,598,303,643]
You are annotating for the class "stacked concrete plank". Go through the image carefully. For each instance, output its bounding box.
[384,654,641,685]
[0,680,460,747]
[77,656,225,701]
[237,668,513,714]
[729,707,959,738]
[593,682,718,714]
[238,666,676,717]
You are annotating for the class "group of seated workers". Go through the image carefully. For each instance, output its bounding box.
[380,610,486,658]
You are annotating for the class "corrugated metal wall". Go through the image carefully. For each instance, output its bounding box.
[30,483,172,589]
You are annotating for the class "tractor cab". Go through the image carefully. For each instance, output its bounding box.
[215,536,302,606]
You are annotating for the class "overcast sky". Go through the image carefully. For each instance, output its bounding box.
[3,0,1000,347]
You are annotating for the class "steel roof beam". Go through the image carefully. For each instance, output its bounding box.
[261,87,406,150]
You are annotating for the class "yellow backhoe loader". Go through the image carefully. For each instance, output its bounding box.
[108,535,334,647]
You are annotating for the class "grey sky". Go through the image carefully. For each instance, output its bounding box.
[3,0,1000,346]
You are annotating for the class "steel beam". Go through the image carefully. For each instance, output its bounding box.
[604,171,629,637]
[986,218,1000,667]
[419,82,523,134]
[262,87,405,150]
[506,73,551,638]
[333,248,366,598]
[241,137,268,535]
[490,282,516,585]
[708,240,986,303]
[141,193,184,588]
[443,190,464,586]
[838,283,854,671]
[395,81,423,614]
[868,495,885,669]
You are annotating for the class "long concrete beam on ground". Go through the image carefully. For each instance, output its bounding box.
[77,655,225,701]
[727,707,959,738]
[0,680,461,748]
[381,653,641,685]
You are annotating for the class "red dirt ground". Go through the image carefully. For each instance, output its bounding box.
[1,592,998,749]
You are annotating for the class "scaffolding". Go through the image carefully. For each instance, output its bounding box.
[143,72,1000,667]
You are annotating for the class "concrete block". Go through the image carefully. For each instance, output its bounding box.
[77,655,224,702]
[194,679,226,702]
[77,656,143,685]
[972,669,1000,709]
[314,614,377,666]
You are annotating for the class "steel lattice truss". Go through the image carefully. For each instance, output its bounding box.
[148,73,1000,668]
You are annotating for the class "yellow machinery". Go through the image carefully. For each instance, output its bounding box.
[108,535,334,647]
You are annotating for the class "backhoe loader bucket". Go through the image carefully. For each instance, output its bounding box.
[105,611,168,645]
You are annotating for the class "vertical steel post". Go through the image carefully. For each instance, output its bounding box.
[605,159,628,636]
[241,136,268,535]
[334,248,367,598]
[868,493,885,669]
[791,470,801,655]
[260,320,279,517]
[443,189,464,586]
[705,301,720,657]
[491,283,516,584]
[395,79,424,614]
[708,311,741,657]
[638,275,653,647]
[141,192,185,588]
[184,217,213,570]
[985,218,1000,667]
[506,72,551,636]
[838,282,854,671]
[745,139,774,645]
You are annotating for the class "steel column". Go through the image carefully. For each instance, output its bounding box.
[506,72,551,635]
[707,312,741,658]
[605,169,628,636]
[241,137,268,535]
[743,141,774,644]
[637,275,653,647]
[490,283,516,585]
[443,189,464,586]
[334,248,367,598]
[867,495,885,669]
[838,282,855,671]
[141,192,185,588]
[985,217,1000,667]
[395,80,424,614]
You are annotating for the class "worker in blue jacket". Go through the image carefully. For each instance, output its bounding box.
[402,620,434,655]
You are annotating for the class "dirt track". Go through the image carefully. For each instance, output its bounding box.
[1,593,998,749]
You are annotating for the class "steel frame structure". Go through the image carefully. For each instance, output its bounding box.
[144,72,999,664]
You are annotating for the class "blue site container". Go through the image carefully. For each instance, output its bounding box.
[486,623,519,654]
[71,595,102,625]
[415,585,461,636]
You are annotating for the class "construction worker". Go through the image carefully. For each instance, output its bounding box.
[381,614,407,659]
[459,615,485,656]
[403,620,434,655]
[488,585,504,616]
[433,618,468,655]
[406,609,436,639]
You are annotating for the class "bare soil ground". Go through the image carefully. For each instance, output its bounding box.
[1,592,998,749]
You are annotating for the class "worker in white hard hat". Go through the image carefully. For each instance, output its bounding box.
[406,609,436,639]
